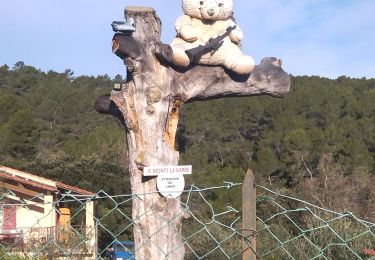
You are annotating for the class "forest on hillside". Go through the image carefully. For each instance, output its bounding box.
[0,62,374,221]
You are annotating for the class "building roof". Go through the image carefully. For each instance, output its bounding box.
[0,166,95,196]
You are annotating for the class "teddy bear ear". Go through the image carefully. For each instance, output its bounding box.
[182,0,203,19]
[221,0,234,14]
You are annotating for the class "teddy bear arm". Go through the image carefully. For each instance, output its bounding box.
[228,21,244,43]
[175,15,198,42]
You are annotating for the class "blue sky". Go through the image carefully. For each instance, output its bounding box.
[0,0,374,79]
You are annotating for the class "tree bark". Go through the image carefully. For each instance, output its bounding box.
[96,6,290,260]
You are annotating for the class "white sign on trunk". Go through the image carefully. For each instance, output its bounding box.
[157,174,185,198]
[143,165,192,176]
[143,166,192,198]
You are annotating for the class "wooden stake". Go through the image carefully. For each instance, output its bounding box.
[243,169,257,260]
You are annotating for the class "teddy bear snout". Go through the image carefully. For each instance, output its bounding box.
[207,9,215,17]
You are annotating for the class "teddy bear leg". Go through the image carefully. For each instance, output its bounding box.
[225,54,255,75]
[171,46,191,68]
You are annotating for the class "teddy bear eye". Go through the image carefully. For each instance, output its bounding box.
[218,3,223,7]
[200,1,204,5]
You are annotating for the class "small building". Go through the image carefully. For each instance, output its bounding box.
[0,165,97,259]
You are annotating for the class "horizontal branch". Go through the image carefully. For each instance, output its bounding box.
[110,33,290,103]
[172,57,290,103]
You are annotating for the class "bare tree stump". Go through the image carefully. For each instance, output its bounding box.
[96,6,290,260]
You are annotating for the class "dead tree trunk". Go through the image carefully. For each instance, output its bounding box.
[96,6,290,260]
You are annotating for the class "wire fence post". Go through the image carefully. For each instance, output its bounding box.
[243,168,257,260]
[85,200,96,260]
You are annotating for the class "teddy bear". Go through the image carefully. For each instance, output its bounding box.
[170,0,255,75]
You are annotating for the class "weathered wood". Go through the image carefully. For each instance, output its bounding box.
[112,7,183,260]
[172,57,290,102]
[96,6,290,260]
[242,169,257,260]
[112,34,141,59]
[95,94,113,114]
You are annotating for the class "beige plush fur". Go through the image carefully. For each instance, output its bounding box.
[171,0,255,74]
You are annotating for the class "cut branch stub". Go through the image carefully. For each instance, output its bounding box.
[95,6,291,260]
[125,7,161,40]
[112,34,141,59]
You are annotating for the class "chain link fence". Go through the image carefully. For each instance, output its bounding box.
[256,185,375,260]
[0,182,374,259]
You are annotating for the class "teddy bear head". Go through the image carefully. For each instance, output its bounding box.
[182,0,233,21]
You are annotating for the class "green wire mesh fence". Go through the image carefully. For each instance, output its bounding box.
[256,185,375,260]
[0,182,374,259]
